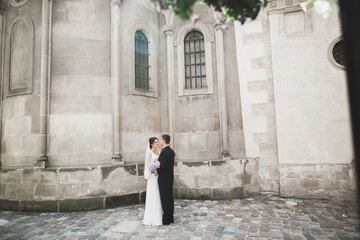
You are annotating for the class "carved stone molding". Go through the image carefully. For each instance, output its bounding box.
[5,15,34,97]
[9,0,29,8]
[268,0,308,14]
[162,24,173,36]
[215,25,224,32]
[175,22,214,47]
[111,0,121,7]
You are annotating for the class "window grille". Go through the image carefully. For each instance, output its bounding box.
[184,30,206,89]
[135,30,149,90]
[332,40,345,67]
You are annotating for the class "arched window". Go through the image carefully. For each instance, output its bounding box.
[135,30,149,90]
[184,30,206,89]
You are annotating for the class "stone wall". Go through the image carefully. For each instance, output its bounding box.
[0,164,146,211]
[280,162,357,199]
[268,1,353,167]
[234,12,279,194]
[119,0,165,163]
[174,159,259,199]
[1,0,42,167]
[0,158,259,212]
[49,0,113,166]
[223,22,246,159]
[268,1,354,199]
[172,3,246,161]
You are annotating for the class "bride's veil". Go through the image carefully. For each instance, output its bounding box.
[144,141,151,179]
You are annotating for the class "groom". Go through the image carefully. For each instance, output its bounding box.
[157,134,175,225]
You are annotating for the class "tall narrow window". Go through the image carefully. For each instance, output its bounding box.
[184,30,206,89]
[135,30,149,90]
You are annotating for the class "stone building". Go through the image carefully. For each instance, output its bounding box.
[0,0,356,211]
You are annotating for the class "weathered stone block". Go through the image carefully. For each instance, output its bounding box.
[281,172,301,179]
[195,115,217,131]
[59,197,103,212]
[227,173,243,188]
[2,170,21,184]
[211,174,230,188]
[0,199,19,211]
[101,167,135,182]
[251,56,272,69]
[244,159,258,173]
[193,174,214,189]
[3,117,31,137]
[140,191,146,203]
[54,19,82,38]
[52,57,80,77]
[174,175,194,188]
[175,150,198,160]
[340,180,350,191]
[21,200,58,212]
[213,187,245,200]
[21,169,41,184]
[4,183,35,201]
[189,134,207,151]
[93,77,111,97]
[299,179,320,189]
[175,134,189,151]
[176,161,211,175]
[247,80,273,92]
[258,167,279,181]
[206,132,220,149]
[243,32,264,45]
[23,136,41,156]
[318,179,341,190]
[179,188,212,200]
[315,164,344,173]
[260,179,279,192]
[280,178,299,188]
[198,151,219,160]
[245,185,260,196]
[80,22,110,42]
[105,193,140,209]
[138,164,144,177]
[35,184,58,200]
[211,160,242,174]
[59,168,101,184]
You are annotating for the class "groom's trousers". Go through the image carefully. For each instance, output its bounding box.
[159,183,174,225]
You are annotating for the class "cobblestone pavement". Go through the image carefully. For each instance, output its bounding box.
[0,196,359,240]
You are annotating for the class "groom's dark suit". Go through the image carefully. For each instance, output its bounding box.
[157,145,175,225]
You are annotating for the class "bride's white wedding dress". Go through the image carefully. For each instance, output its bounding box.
[142,150,163,226]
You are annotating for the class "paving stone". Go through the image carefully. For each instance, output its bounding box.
[0,197,359,239]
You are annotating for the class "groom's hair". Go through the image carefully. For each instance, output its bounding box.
[162,134,170,144]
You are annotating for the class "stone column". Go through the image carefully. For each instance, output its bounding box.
[35,0,51,168]
[215,24,230,159]
[162,25,175,148]
[111,0,123,164]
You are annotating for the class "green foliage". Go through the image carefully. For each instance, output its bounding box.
[152,0,268,24]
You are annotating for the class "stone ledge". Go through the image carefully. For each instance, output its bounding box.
[0,192,146,212]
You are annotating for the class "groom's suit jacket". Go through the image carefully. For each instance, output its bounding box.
[157,146,175,186]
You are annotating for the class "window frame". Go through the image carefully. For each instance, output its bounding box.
[176,23,214,96]
[129,25,157,98]
[328,36,345,70]
[135,30,150,90]
[184,30,206,89]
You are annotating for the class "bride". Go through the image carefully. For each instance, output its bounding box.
[142,137,163,226]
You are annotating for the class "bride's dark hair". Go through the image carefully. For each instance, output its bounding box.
[149,137,158,149]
